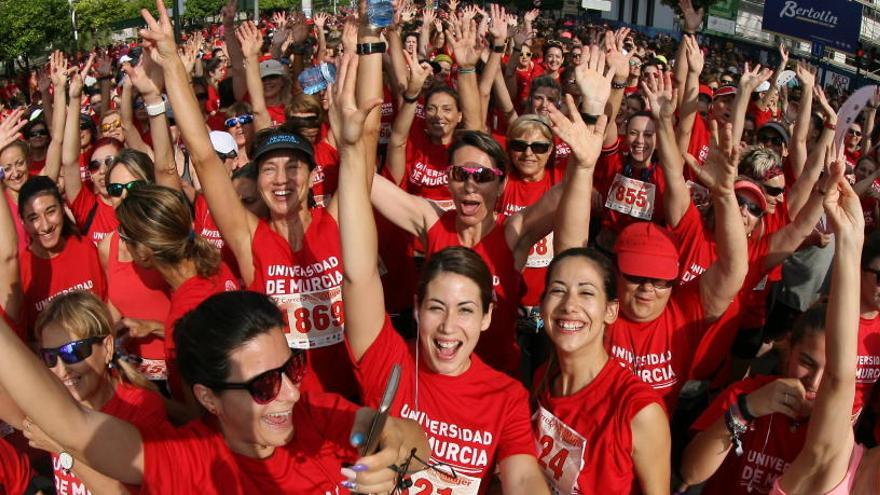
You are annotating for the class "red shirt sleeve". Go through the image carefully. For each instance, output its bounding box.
[496,384,539,461]
[347,315,408,406]
[68,186,98,228]
[0,437,32,495]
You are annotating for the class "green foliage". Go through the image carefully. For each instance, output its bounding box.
[0,0,75,61]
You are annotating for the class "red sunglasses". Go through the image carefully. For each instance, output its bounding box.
[210,351,306,404]
[449,165,504,183]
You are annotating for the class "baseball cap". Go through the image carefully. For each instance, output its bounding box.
[698,84,713,99]
[209,131,239,155]
[252,132,315,168]
[758,121,790,145]
[614,223,680,281]
[260,59,287,79]
[754,81,771,93]
[734,179,768,211]
[714,85,737,99]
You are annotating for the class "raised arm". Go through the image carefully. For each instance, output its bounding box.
[692,123,748,321]
[313,13,329,66]
[93,51,114,119]
[757,43,788,112]
[602,28,632,148]
[775,161,863,495]
[222,0,248,102]
[61,59,92,203]
[787,61,816,178]
[478,5,508,131]
[643,71,690,228]
[731,63,773,145]
[676,35,704,156]
[417,7,436,60]
[0,110,26,324]
[385,51,432,185]
[118,75,152,155]
[447,13,482,132]
[236,22,273,132]
[41,51,70,182]
[385,14,410,96]
[787,86,837,219]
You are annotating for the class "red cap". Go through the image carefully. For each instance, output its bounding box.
[734,180,768,211]
[714,85,737,99]
[614,223,680,281]
[699,84,713,99]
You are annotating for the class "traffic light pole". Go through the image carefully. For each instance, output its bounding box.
[173,0,182,44]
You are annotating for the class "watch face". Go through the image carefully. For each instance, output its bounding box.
[59,451,74,471]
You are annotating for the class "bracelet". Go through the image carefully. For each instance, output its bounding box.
[493,45,505,53]
[724,405,748,457]
[356,42,387,55]
[580,112,599,125]
[512,45,522,52]
[458,67,477,75]
[145,99,167,117]
[736,393,757,422]
[824,120,837,131]
[402,91,420,103]
[611,80,627,90]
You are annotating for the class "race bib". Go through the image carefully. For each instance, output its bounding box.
[273,287,345,349]
[402,467,482,495]
[136,358,168,381]
[526,232,554,268]
[605,174,656,220]
[533,405,587,495]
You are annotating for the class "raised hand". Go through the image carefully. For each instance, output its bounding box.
[422,6,436,30]
[179,40,198,76]
[123,51,165,99]
[0,108,27,151]
[67,53,95,99]
[642,71,677,121]
[813,85,835,119]
[342,16,358,56]
[604,28,632,82]
[221,0,238,26]
[327,54,384,148]
[48,50,69,91]
[795,59,816,89]
[272,11,288,28]
[94,51,113,79]
[745,378,810,420]
[290,12,310,44]
[684,34,704,75]
[511,24,533,48]
[739,62,773,93]
[236,21,264,60]
[823,158,865,238]
[313,12,329,30]
[524,8,539,23]
[139,0,182,66]
[446,15,480,68]
[778,42,789,68]
[688,121,740,195]
[448,0,460,16]
[487,4,509,45]
[547,94,608,169]
[678,0,704,32]
[575,44,616,115]
[402,50,432,94]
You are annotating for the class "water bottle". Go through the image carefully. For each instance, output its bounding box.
[298,63,338,95]
[367,0,394,28]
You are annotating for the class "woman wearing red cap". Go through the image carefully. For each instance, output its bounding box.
[335,48,550,495]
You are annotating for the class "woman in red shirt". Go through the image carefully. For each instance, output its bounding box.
[116,184,239,407]
[22,291,168,495]
[334,53,549,494]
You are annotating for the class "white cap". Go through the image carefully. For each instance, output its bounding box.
[754,80,771,93]
[259,59,286,79]
[209,131,239,154]
[119,55,133,64]
[84,75,97,87]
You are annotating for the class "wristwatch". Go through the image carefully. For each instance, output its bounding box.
[145,98,167,117]
[59,451,74,474]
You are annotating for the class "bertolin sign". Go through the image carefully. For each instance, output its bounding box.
[762,0,862,53]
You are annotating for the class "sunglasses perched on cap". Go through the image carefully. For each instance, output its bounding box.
[621,273,674,289]
[449,165,504,183]
[736,194,765,218]
[217,150,238,161]
[107,179,145,198]
[760,183,785,197]
[225,114,254,128]
[508,140,552,154]
[40,336,105,368]
[757,134,784,147]
[89,155,116,172]
[209,351,307,404]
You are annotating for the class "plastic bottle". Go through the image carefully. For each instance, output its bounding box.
[367,0,394,28]
[298,63,338,95]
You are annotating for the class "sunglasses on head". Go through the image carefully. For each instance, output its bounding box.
[736,194,765,218]
[621,273,673,289]
[509,139,552,154]
[225,114,255,128]
[89,155,115,172]
[848,129,863,137]
[28,128,49,138]
[40,336,104,368]
[210,351,306,404]
[449,165,504,183]
[760,183,785,197]
[286,115,321,129]
[101,120,122,133]
[107,179,145,197]
[757,134,784,147]
[217,150,238,161]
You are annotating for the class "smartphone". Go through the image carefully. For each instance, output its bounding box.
[360,363,402,456]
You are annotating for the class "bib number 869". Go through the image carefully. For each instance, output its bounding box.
[292,301,344,333]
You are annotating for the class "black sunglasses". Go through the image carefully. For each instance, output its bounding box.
[736,194,765,218]
[217,150,238,161]
[28,128,49,138]
[621,273,674,289]
[286,115,321,129]
[40,336,105,368]
[757,134,784,147]
[209,351,306,404]
[760,183,785,197]
[449,165,504,183]
[107,179,145,198]
[848,129,863,137]
[89,155,115,172]
[509,139,552,154]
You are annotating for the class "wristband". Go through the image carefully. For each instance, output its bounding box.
[493,45,505,53]
[145,99,167,117]
[737,393,757,422]
[402,91,420,103]
[580,112,599,125]
[824,120,837,131]
[611,80,628,90]
[458,67,477,75]
[356,42,387,55]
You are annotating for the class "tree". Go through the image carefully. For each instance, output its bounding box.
[0,0,75,63]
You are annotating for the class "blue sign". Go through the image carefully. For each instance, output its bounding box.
[811,42,825,59]
[762,0,863,54]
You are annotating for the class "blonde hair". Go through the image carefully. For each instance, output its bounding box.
[739,146,783,181]
[34,291,152,389]
[286,93,324,119]
[116,185,220,278]
[507,115,553,141]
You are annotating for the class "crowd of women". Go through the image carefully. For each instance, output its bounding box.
[0,0,879,493]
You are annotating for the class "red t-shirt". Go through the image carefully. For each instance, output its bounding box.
[164,263,239,400]
[53,383,167,495]
[312,140,339,206]
[426,212,522,375]
[691,375,808,495]
[594,138,668,234]
[139,392,360,494]
[499,168,564,307]
[605,282,706,412]
[20,235,107,337]
[402,120,452,204]
[748,103,775,129]
[68,186,118,245]
[106,232,171,369]
[514,64,541,109]
[856,314,880,417]
[350,317,536,495]
[534,358,662,494]
[247,208,358,399]
[193,194,239,279]
[0,436,31,495]
[688,113,710,167]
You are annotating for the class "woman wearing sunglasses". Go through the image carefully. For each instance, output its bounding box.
[19,291,170,495]
[115,184,238,408]
[335,50,551,495]
[99,110,126,143]
[223,102,255,170]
